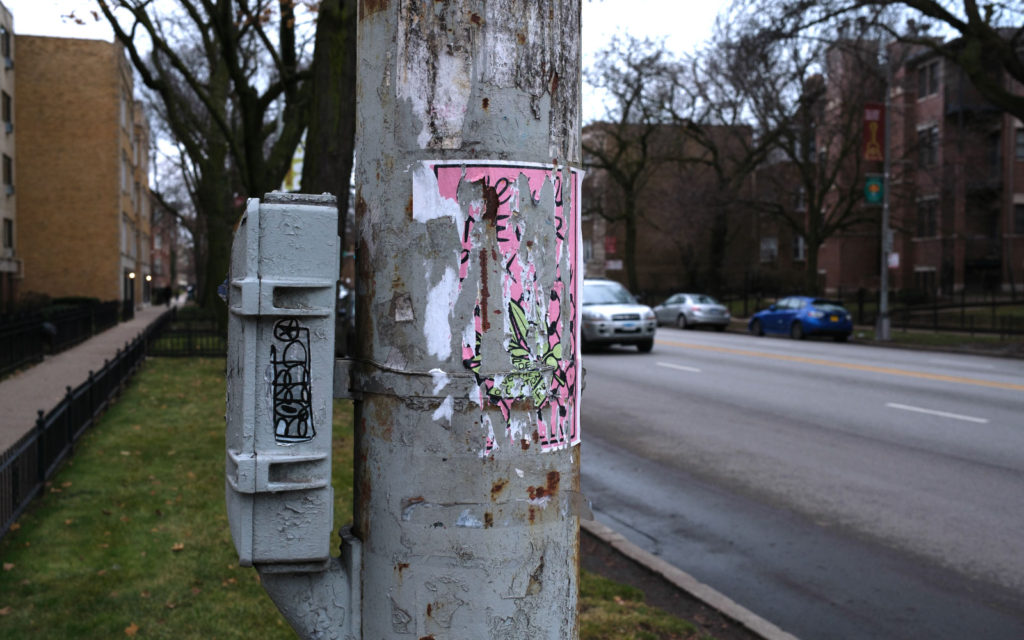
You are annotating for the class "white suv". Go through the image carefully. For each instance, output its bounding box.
[581,279,656,352]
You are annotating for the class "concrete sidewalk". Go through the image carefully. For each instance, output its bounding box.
[0,302,175,453]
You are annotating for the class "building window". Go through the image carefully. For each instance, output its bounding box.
[0,26,10,66]
[917,125,938,168]
[760,236,778,263]
[793,235,806,261]
[1,91,10,133]
[2,154,12,195]
[1016,129,1024,161]
[914,268,937,297]
[2,217,12,249]
[917,60,939,98]
[916,199,938,237]
[1015,204,1024,234]
[794,187,806,212]
[121,152,129,192]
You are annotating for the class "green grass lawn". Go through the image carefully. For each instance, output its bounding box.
[0,358,711,639]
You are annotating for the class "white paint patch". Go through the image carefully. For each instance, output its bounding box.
[432,395,454,425]
[525,496,551,508]
[396,10,471,149]
[656,362,702,373]
[424,266,459,360]
[455,509,484,528]
[885,402,989,424]
[412,163,463,224]
[479,414,497,458]
[515,468,524,478]
[429,368,450,395]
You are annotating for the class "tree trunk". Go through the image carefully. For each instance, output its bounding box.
[302,0,357,230]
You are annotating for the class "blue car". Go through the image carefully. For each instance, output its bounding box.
[748,296,853,342]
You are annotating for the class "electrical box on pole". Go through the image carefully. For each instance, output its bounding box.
[225,193,340,567]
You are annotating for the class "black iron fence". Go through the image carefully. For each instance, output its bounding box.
[0,301,126,378]
[0,308,177,540]
[146,308,226,357]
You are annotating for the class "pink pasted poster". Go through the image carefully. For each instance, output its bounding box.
[427,160,582,452]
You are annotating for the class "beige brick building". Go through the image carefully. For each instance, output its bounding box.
[14,35,150,308]
[0,3,15,311]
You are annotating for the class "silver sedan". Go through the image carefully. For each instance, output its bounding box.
[653,293,731,330]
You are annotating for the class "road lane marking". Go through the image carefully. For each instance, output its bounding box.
[656,362,701,373]
[928,358,996,370]
[656,338,1024,392]
[885,402,989,424]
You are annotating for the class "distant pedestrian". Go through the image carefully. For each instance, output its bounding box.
[163,286,172,307]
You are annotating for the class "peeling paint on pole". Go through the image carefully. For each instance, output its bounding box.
[355,1,583,638]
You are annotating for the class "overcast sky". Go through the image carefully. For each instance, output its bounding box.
[2,0,729,120]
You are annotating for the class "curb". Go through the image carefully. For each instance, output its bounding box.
[581,519,800,640]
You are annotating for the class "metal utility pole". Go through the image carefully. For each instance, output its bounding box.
[226,3,585,639]
[877,50,893,341]
[352,1,584,637]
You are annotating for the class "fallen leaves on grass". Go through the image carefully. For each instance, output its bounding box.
[125,622,139,636]
[171,542,185,552]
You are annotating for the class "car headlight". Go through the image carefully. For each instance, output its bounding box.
[643,309,655,321]
[583,310,608,322]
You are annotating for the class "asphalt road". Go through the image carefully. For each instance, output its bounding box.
[579,328,1024,640]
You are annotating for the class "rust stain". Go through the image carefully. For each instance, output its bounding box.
[396,562,409,575]
[484,512,493,528]
[520,438,530,451]
[549,71,559,96]
[480,182,499,225]
[405,195,413,217]
[546,470,561,493]
[516,32,526,45]
[479,249,490,332]
[470,12,482,25]
[528,506,536,525]
[359,0,388,20]
[482,97,489,110]
[491,479,508,499]
[527,471,561,501]
[426,603,432,617]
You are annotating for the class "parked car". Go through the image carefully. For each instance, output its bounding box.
[581,279,657,352]
[748,296,853,342]
[653,293,731,331]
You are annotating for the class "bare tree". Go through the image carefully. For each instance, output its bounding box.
[735,0,1024,122]
[697,6,893,293]
[583,36,690,294]
[92,1,356,315]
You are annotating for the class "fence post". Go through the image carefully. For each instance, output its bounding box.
[64,386,73,452]
[35,409,46,484]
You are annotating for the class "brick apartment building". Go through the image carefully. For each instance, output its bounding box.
[14,34,152,309]
[886,42,1024,298]
[771,38,1024,300]
[0,3,15,311]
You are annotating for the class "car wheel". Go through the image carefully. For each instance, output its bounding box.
[750,319,763,336]
[790,321,805,340]
[636,338,654,353]
[676,315,688,329]
[834,333,849,343]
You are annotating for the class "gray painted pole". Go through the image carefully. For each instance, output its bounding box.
[352,1,584,638]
